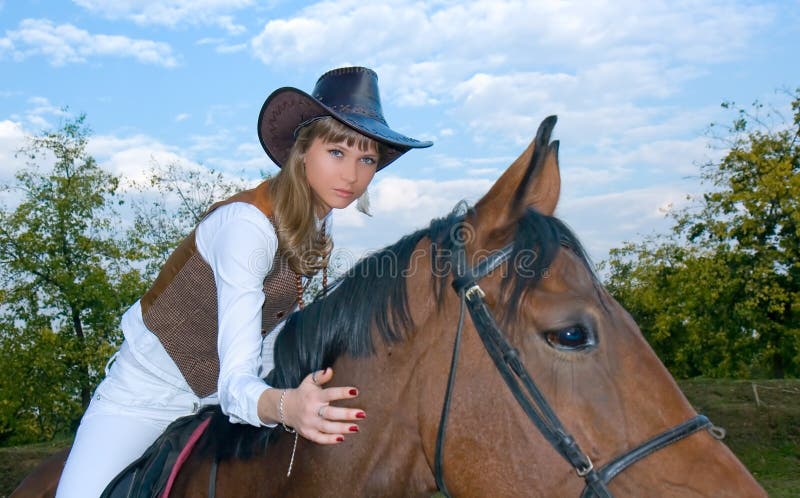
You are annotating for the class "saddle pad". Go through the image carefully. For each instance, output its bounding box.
[100,408,215,498]
[160,417,211,498]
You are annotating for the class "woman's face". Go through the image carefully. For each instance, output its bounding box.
[304,136,378,216]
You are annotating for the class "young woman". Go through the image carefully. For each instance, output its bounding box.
[55,66,432,497]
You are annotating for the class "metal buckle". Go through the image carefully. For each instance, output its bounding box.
[464,284,485,300]
[576,456,594,477]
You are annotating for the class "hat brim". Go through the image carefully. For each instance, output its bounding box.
[258,87,432,170]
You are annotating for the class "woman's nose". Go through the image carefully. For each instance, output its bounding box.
[340,160,358,183]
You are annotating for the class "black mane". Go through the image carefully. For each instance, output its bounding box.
[197,205,593,460]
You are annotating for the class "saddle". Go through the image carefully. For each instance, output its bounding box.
[100,407,215,498]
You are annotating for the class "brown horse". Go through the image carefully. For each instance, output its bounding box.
[13,116,765,497]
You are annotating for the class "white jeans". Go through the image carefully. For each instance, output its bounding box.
[55,342,214,498]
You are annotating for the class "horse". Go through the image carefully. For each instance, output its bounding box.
[13,116,765,497]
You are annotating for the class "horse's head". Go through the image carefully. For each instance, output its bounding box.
[411,116,765,497]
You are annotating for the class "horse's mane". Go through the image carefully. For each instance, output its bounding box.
[196,204,593,461]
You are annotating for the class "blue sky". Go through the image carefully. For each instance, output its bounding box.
[2,0,799,266]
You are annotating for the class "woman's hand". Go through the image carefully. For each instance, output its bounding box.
[259,368,365,445]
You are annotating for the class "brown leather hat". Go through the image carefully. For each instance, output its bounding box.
[257,67,433,170]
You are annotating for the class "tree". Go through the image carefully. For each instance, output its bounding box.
[0,116,258,444]
[0,115,147,443]
[603,89,800,378]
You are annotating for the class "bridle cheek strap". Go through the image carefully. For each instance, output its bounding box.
[434,240,720,498]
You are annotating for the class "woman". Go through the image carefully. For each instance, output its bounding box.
[55,66,432,497]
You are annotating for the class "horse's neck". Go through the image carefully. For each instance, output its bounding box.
[301,261,446,494]
[275,243,452,494]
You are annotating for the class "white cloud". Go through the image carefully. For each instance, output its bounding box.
[196,37,225,46]
[247,0,774,154]
[558,183,700,263]
[86,133,194,186]
[332,175,493,256]
[372,176,491,218]
[195,37,247,53]
[92,129,274,181]
[72,0,252,33]
[15,96,71,129]
[328,172,701,269]
[199,138,275,177]
[250,1,772,86]
[215,43,247,54]
[609,136,715,176]
[466,167,501,177]
[0,119,28,184]
[0,19,178,67]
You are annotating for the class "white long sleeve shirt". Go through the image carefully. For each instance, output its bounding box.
[121,202,329,427]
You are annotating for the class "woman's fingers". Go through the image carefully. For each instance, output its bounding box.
[304,430,347,445]
[316,404,365,422]
[289,368,367,444]
[304,367,333,386]
[320,385,360,403]
[298,412,360,445]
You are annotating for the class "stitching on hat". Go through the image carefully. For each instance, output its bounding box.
[318,66,374,82]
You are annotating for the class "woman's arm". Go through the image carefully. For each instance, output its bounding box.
[199,203,365,442]
[199,204,277,426]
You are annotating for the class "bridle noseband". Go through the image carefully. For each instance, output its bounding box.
[433,235,722,497]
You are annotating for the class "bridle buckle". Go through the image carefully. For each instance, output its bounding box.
[576,456,594,477]
[464,284,485,300]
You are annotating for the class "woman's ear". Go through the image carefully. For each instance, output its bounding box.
[356,190,372,216]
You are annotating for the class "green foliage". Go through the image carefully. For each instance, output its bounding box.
[603,89,800,378]
[0,115,147,444]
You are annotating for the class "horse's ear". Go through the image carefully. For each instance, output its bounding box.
[474,116,561,233]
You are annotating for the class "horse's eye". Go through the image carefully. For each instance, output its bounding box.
[545,326,594,351]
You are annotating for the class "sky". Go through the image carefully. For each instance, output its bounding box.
[1,0,799,270]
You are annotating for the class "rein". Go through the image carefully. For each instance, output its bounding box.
[433,236,720,497]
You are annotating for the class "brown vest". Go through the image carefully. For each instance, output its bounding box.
[140,181,299,397]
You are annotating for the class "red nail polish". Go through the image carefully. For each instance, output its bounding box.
[349,389,358,396]
[356,412,366,419]
[349,425,359,432]
[336,436,344,442]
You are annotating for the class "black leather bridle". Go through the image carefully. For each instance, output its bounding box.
[433,235,722,497]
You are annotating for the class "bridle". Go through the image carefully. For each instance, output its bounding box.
[433,233,723,497]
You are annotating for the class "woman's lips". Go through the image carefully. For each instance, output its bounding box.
[333,188,354,198]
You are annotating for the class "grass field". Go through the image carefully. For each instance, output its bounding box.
[2,379,798,496]
[678,379,799,497]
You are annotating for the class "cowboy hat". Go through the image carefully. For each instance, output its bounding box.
[257,66,433,170]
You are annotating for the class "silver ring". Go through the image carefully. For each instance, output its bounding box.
[317,405,326,418]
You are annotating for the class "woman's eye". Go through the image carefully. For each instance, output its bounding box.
[545,326,594,351]
[360,156,377,165]
[328,149,343,158]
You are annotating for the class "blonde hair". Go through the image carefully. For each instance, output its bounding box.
[269,116,384,275]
